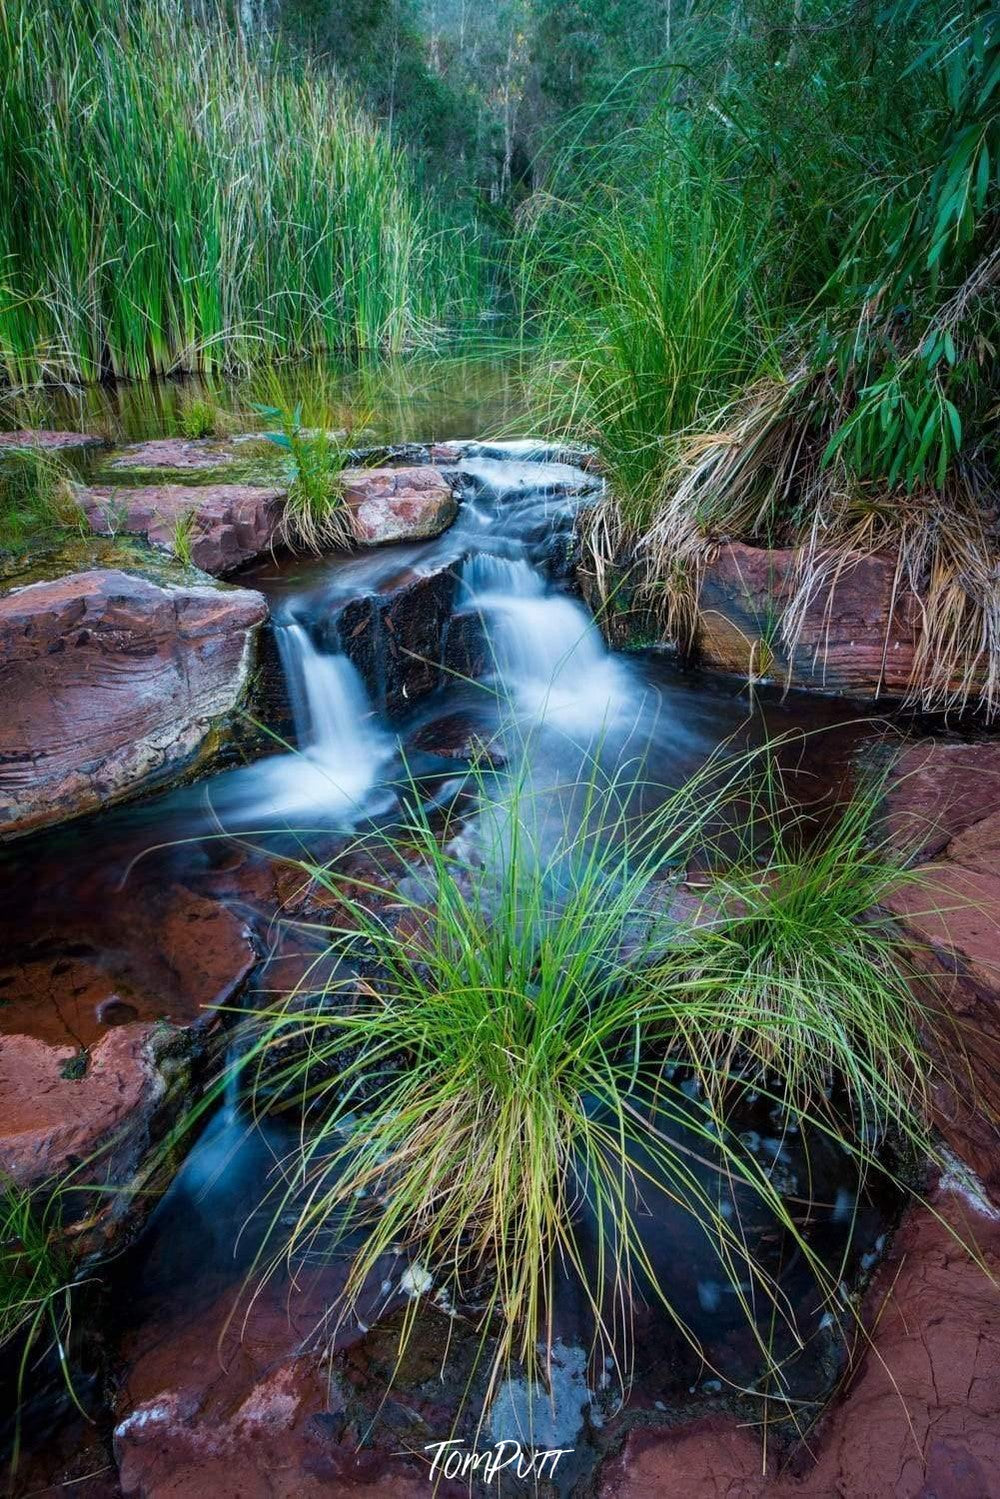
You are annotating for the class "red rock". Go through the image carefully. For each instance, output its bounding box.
[0,428,106,453]
[104,435,261,474]
[881,741,1000,1197]
[0,568,267,838]
[697,543,922,697]
[112,1256,448,1498]
[599,1419,770,1498]
[340,465,457,545]
[885,741,1000,859]
[0,884,256,1048]
[599,1182,1000,1499]
[0,1023,188,1191]
[81,483,288,575]
[429,442,462,463]
[889,863,1000,1199]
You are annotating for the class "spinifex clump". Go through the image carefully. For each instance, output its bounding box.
[226,743,937,1420]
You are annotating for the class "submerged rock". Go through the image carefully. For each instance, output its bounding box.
[80,482,288,575]
[0,567,267,838]
[0,428,107,454]
[340,464,458,546]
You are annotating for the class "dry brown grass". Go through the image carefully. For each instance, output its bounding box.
[632,365,1000,716]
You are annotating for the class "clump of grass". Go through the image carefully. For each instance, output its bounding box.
[642,360,1000,716]
[228,743,937,1417]
[0,0,481,383]
[176,392,238,441]
[1,1178,82,1474]
[170,507,199,568]
[255,401,358,552]
[0,448,85,552]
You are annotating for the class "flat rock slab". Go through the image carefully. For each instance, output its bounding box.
[0,885,256,1049]
[0,428,106,454]
[0,1024,176,1186]
[598,1181,1000,1498]
[0,567,267,838]
[103,435,267,475]
[81,482,287,575]
[341,465,457,545]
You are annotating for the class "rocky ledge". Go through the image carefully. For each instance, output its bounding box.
[0,428,107,454]
[885,740,1000,1201]
[85,442,459,571]
[80,482,288,576]
[0,567,267,838]
[695,542,923,699]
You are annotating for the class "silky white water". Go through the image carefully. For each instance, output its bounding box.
[461,553,633,733]
[202,620,392,826]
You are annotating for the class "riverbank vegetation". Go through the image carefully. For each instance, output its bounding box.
[4,1,999,708]
[0,0,481,382]
[517,1,1000,712]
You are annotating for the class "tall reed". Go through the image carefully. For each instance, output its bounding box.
[0,0,481,383]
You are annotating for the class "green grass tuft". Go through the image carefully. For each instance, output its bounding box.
[222,741,938,1418]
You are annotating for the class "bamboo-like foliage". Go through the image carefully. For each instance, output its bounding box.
[0,0,481,382]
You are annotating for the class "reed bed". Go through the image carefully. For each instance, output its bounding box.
[0,0,481,383]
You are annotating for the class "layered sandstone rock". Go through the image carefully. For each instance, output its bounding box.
[340,464,457,545]
[81,483,287,575]
[696,543,921,697]
[0,568,267,838]
[313,560,460,718]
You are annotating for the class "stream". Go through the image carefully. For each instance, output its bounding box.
[1,408,901,1494]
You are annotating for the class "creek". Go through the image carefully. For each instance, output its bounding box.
[0,375,902,1493]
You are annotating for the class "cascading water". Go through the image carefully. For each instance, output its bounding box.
[203,619,393,827]
[461,553,633,733]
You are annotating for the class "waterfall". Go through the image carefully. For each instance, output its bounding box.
[462,554,632,732]
[203,621,392,826]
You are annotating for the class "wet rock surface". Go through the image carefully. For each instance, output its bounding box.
[320,560,460,717]
[598,1179,1000,1499]
[0,861,258,1263]
[341,464,458,545]
[81,483,288,576]
[0,567,267,838]
[0,428,107,453]
[100,435,272,480]
[0,1023,188,1195]
[696,543,922,698]
[885,740,1000,1201]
